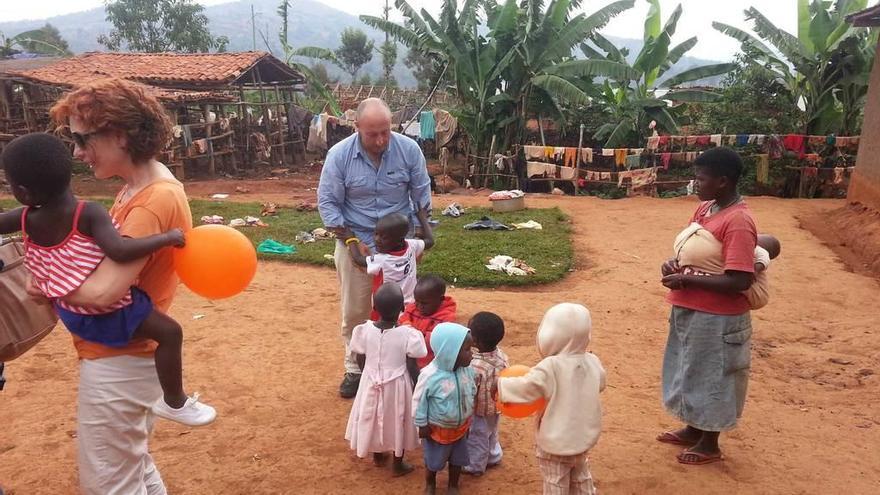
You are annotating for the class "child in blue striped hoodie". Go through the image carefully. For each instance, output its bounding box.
[413,323,476,495]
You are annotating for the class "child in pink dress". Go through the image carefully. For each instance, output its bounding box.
[345,283,428,476]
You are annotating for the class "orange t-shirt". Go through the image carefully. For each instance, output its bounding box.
[430,417,472,444]
[73,179,192,360]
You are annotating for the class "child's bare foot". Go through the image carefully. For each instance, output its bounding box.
[392,460,414,477]
[425,470,437,494]
[373,453,389,467]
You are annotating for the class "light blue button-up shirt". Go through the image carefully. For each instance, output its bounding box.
[317,132,432,249]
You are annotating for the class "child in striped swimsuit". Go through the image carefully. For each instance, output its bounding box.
[0,133,215,426]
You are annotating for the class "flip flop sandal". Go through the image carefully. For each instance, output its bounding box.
[656,431,697,446]
[676,450,724,465]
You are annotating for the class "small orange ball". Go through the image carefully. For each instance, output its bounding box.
[173,225,257,300]
[497,364,547,418]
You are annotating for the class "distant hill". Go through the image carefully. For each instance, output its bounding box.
[0,0,724,88]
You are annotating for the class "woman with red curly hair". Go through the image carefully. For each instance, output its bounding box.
[47,78,207,494]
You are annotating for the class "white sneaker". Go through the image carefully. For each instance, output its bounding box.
[152,393,217,426]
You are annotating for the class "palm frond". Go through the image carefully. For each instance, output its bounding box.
[541,0,634,61]
[359,16,427,50]
[746,7,808,63]
[580,42,605,60]
[530,74,590,105]
[644,106,678,134]
[712,21,775,58]
[290,62,341,115]
[658,37,697,76]
[658,63,736,88]
[294,46,341,64]
[661,89,724,103]
[590,32,626,63]
[605,118,634,148]
[644,0,662,42]
[491,0,519,35]
[545,59,640,81]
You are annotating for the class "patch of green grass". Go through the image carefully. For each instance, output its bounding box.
[1,198,573,288]
[419,207,572,287]
[188,200,334,267]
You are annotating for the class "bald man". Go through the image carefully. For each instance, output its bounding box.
[317,98,432,398]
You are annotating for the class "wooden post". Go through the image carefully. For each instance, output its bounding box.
[219,104,237,172]
[21,88,34,132]
[798,166,806,198]
[273,85,287,165]
[290,88,308,158]
[485,134,497,188]
[575,123,584,196]
[203,104,215,176]
[0,81,10,122]
[538,114,546,147]
[252,69,274,165]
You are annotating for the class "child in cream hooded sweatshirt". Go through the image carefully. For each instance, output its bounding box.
[497,303,606,495]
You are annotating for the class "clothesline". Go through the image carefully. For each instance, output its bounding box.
[530,150,855,189]
[524,133,860,167]
[526,144,856,178]
[645,133,860,152]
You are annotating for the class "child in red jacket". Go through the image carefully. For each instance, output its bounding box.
[399,275,457,370]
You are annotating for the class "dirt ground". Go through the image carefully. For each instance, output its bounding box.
[1,179,879,494]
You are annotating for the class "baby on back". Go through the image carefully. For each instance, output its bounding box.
[675,224,781,309]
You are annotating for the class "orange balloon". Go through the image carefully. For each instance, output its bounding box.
[497,364,547,419]
[173,225,257,300]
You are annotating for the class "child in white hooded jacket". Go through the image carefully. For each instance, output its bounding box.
[497,303,606,495]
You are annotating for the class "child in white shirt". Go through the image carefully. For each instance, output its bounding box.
[341,210,434,319]
[497,303,606,495]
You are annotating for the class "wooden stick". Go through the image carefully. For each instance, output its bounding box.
[538,114,546,147]
[202,104,215,176]
[575,123,584,196]
[485,134,497,188]
[273,85,287,165]
[252,69,275,166]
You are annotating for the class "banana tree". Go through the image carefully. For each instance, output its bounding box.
[274,0,341,115]
[1,25,71,58]
[584,0,736,147]
[483,0,639,145]
[831,31,877,135]
[361,0,499,155]
[713,0,872,134]
[362,0,640,152]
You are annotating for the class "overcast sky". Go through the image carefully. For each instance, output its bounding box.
[0,0,803,60]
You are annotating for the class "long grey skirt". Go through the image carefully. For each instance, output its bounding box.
[662,306,752,432]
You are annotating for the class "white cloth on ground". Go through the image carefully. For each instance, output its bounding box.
[512,220,542,230]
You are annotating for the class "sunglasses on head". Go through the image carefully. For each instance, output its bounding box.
[69,129,103,148]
